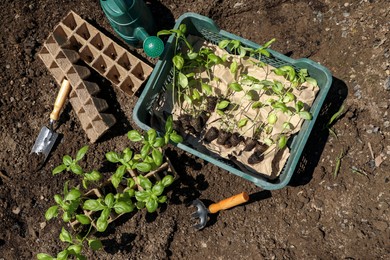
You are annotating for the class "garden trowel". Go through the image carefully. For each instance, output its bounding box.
[31,79,71,165]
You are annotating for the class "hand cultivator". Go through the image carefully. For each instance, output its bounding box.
[190,192,249,230]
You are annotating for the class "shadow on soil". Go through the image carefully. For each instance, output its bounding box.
[289,77,348,187]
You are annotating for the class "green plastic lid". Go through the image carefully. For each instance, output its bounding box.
[143,36,164,58]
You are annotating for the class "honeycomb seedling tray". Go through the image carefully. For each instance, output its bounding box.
[39,11,153,142]
[55,11,152,96]
[39,42,116,143]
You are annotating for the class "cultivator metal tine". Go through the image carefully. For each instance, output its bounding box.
[190,199,209,230]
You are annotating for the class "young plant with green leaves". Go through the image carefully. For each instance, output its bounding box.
[83,191,135,232]
[134,175,174,213]
[106,116,182,189]
[37,227,102,260]
[52,145,102,189]
[45,181,84,223]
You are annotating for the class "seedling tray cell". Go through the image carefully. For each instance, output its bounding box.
[133,13,332,190]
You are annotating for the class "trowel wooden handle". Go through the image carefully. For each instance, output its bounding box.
[50,79,71,121]
[208,192,249,214]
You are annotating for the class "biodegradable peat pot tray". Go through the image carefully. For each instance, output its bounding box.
[133,13,332,190]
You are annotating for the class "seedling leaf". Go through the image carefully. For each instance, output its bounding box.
[96,213,109,232]
[158,195,167,203]
[305,77,318,86]
[104,193,115,208]
[146,199,158,213]
[141,143,151,159]
[170,132,183,143]
[70,164,83,175]
[88,239,103,251]
[152,149,163,167]
[63,155,73,166]
[52,164,67,175]
[135,191,150,202]
[299,111,312,120]
[68,245,82,255]
[76,214,91,225]
[278,135,287,149]
[327,105,345,128]
[127,130,143,142]
[238,118,248,128]
[152,182,164,196]
[83,199,105,211]
[45,205,59,220]
[135,162,152,173]
[230,60,238,73]
[65,188,81,201]
[76,145,89,162]
[138,176,152,190]
[217,100,230,110]
[56,250,68,260]
[147,129,157,143]
[114,201,134,214]
[84,170,102,181]
[37,253,54,260]
[218,39,230,49]
[229,82,243,92]
[105,151,120,163]
[165,116,174,133]
[173,55,184,70]
[162,175,174,187]
[153,137,165,148]
[201,83,212,95]
[178,72,188,88]
[59,227,72,243]
[267,114,278,125]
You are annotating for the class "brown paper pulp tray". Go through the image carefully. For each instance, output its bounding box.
[39,44,115,143]
[39,11,153,142]
[54,11,152,96]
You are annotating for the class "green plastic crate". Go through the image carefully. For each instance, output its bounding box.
[133,13,332,190]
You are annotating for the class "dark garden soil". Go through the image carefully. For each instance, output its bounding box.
[1,0,389,259]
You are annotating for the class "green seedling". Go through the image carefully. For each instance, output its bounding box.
[326,105,345,138]
[106,116,182,189]
[37,227,102,260]
[135,175,174,213]
[52,145,88,175]
[45,182,84,223]
[52,145,102,189]
[83,192,135,232]
[333,150,345,179]
[350,166,368,177]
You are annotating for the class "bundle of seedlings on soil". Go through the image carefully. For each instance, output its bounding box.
[38,117,181,260]
[155,24,319,178]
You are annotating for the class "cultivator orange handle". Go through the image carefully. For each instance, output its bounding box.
[50,79,71,122]
[208,192,249,214]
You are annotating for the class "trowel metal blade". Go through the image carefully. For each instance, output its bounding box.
[31,126,59,160]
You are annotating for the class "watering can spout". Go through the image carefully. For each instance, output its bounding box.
[134,27,164,58]
[100,0,164,58]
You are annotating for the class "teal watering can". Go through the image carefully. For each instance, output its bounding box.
[100,0,164,58]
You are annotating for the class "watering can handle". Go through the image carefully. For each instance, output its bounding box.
[112,0,129,13]
[208,192,249,214]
